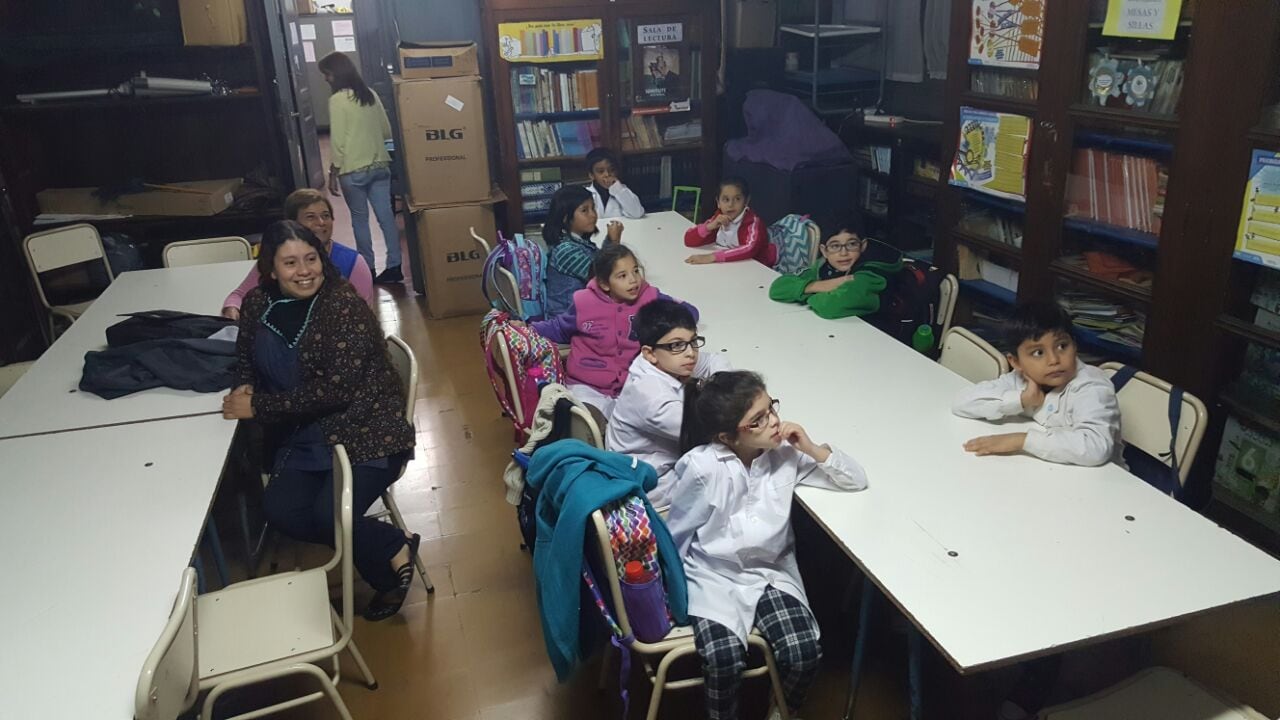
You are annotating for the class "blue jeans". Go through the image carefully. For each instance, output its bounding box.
[338,166,400,273]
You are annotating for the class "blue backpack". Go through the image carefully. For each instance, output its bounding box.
[482,232,547,321]
[1111,365,1185,498]
[768,213,819,275]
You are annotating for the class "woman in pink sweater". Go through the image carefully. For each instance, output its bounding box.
[221,189,373,320]
[683,177,777,267]
[527,244,698,418]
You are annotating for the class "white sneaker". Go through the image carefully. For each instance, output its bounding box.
[998,700,1031,720]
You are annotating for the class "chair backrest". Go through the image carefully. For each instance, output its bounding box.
[134,567,199,720]
[940,327,1009,383]
[568,404,605,448]
[490,331,525,426]
[806,221,822,266]
[0,361,34,399]
[589,509,637,639]
[386,335,418,424]
[1100,362,1208,486]
[494,266,524,318]
[937,273,959,335]
[470,226,491,256]
[23,223,113,310]
[162,237,251,268]
[327,445,358,648]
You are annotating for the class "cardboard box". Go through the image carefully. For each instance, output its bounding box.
[412,188,506,319]
[179,0,248,46]
[399,41,479,80]
[395,76,491,209]
[37,178,243,217]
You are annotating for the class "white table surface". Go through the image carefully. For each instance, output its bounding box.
[0,262,254,439]
[626,213,1280,673]
[0,414,236,719]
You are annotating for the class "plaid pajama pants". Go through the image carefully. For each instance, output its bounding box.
[691,585,823,720]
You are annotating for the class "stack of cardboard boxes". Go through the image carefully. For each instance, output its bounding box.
[395,41,502,318]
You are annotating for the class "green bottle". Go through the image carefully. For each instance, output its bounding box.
[912,324,935,354]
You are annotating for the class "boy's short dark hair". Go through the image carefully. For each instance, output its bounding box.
[1004,301,1075,355]
[719,176,750,198]
[586,147,619,172]
[819,209,864,244]
[635,299,697,347]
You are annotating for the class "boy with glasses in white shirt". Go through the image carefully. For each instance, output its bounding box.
[606,299,730,510]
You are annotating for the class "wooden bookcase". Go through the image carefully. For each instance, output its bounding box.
[480,0,720,233]
[935,0,1280,549]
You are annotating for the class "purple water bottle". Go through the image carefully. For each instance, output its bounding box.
[620,561,672,643]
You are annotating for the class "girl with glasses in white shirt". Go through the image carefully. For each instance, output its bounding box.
[668,371,869,720]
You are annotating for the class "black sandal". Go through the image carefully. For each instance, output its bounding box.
[362,533,420,622]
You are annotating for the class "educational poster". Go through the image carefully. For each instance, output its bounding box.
[969,0,1045,69]
[1103,0,1184,40]
[949,107,1032,201]
[1235,149,1280,269]
[498,20,603,63]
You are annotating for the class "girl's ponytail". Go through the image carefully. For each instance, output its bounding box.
[678,379,709,455]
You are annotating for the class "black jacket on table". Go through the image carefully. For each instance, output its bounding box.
[236,279,414,465]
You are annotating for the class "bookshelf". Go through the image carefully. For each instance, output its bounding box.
[936,0,1280,548]
[482,0,719,234]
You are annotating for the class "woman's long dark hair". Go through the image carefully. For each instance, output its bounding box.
[542,185,595,247]
[256,220,342,293]
[318,51,376,107]
[678,371,768,454]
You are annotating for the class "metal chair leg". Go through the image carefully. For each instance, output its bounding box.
[203,517,230,588]
[843,577,877,720]
[236,491,258,579]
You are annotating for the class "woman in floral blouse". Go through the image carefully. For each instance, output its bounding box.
[222,220,417,620]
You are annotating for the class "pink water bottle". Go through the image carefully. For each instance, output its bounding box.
[620,561,672,643]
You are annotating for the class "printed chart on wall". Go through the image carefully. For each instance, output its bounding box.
[498,19,603,63]
[950,107,1032,200]
[969,0,1045,69]
[1236,149,1280,269]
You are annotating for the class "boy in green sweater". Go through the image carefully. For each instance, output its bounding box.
[768,222,903,319]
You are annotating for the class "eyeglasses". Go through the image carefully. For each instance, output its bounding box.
[651,335,705,354]
[739,398,781,432]
[824,241,865,254]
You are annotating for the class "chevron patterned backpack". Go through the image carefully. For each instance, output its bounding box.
[768,213,820,275]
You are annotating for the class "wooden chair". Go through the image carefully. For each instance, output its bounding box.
[162,237,251,267]
[939,327,1009,383]
[937,273,959,335]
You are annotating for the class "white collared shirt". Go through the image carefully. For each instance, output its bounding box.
[586,182,646,219]
[667,441,868,646]
[951,360,1125,467]
[605,351,732,509]
[716,210,747,249]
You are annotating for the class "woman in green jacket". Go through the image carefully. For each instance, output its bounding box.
[769,224,903,319]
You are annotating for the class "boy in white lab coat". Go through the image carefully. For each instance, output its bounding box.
[606,299,729,510]
[952,301,1124,467]
[585,147,645,220]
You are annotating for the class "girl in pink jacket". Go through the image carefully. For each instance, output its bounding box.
[530,244,698,418]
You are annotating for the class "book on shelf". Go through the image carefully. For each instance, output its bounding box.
[857,177,889,217]
[520,167,562,183]
[626,152,699,206]
[1058,291,1146,349]
[958,206,1024,248]
[1064,149,1167,235]
[515,119,601,160]
[913,157,942,181]
[521,181,562,198]
[949,107,1031,201]
[1082,51,1183,116]
[853,145,892,173]
[510,67,600,114]
[1235,150,1280,269]
[622,115,701,151]
[970,69,1039,100]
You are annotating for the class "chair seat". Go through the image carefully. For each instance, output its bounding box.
[51,301,93,319]
[635,624,766,653]
[196,569,335,681]
[1041,667,1268,720]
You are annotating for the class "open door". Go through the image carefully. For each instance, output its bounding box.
[265,0,325,189]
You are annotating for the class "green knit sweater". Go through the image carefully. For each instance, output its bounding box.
[768,253,903,319]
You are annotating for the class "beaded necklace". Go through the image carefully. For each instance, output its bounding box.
[260,294,319,348]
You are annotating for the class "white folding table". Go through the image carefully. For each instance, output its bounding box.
[624,213,1280,683]
[0,261,254,439]
[0,414,236,719]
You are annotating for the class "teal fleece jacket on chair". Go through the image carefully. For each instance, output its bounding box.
[524,439,689,680]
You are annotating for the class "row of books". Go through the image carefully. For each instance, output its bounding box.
[627,153,700,206]
[515,119,602,160]
[857,177,889,217]
[510,67,599,115]
[1082,52,1183,116]
[958,206,1024,248]
[971,69,1039,100]
[621,116,701,150]
[1060,251,1154,289]
[1064,149,1168,236]
[1058,291,1146,350]
[853,145,892,174]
